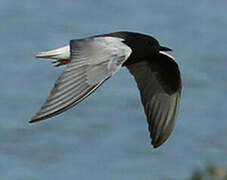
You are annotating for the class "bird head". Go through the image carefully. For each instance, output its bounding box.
[146,36,172,54]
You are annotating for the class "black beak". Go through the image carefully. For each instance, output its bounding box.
[159,46,172,51]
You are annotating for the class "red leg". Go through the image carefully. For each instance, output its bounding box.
[53,59,71,67]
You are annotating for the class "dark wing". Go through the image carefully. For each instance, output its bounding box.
[30,36,132,123]
[127,52,182,148]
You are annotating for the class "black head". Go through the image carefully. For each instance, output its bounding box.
[146,36,172,53]
[107,31,172,53]
[125,32,172,55]
[110,32,172,65]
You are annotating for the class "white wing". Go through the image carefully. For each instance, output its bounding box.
[30,37,132,123]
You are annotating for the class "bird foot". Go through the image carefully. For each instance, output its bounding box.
[52,59,71,67]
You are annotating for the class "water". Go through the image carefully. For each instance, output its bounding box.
[1,0,227,179]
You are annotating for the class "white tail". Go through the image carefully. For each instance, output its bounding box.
[35,45,70,59]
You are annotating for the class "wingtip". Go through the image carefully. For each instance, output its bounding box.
[29,120,35,123]
[151,136,167,148]
[153,145,159,149]
[29,117,39,123]
[152,141,162,149]
[151,133,172,148]
[29,115,45,123]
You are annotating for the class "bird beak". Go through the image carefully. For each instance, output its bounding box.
[159,46,172,51]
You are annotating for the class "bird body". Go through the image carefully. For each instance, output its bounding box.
[31,31,182,148]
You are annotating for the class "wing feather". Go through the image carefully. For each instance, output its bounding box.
[30,36,132,123]
[127,52,182,148]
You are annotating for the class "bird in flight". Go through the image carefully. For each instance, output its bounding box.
[31,31,182,148]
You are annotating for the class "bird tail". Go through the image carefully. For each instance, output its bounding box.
[34,45,70,59]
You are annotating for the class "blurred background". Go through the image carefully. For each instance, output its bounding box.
[0,0,227,179]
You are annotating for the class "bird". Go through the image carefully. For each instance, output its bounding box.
[30,31,182,148]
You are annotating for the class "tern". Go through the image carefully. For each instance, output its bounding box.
[30,31,182,148]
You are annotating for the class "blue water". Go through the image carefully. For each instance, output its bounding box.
[1,0,227,179]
